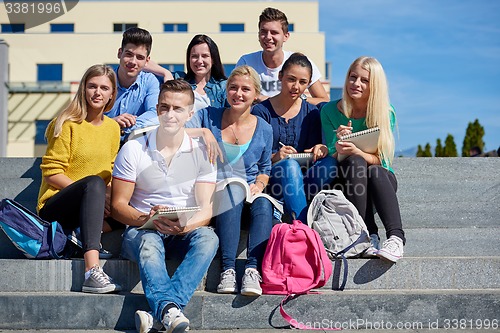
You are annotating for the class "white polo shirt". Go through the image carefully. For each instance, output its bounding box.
[235,50,322,97]
[113,129,216,214]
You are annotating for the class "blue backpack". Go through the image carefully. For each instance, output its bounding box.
[0,198,68,259]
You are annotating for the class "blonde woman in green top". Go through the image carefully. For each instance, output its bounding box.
[320,56,405,263]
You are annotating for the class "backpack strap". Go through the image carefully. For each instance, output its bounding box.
[334,229,370,291]
[279,294,341,330]
[48,222,64,259]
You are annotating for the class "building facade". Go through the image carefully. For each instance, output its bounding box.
[1,0,327,156]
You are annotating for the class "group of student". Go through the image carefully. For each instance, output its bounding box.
[35,7,406,333]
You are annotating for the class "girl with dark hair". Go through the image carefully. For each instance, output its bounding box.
[252,52,337,223]
[147,34,228,111]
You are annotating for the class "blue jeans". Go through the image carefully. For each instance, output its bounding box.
[214,184,273,272]
[121,226,218,320]
[269,156,337,222]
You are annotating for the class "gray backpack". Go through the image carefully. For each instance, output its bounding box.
[307,189,371,259]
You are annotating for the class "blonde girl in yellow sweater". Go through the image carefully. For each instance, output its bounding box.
[37,64,122,293]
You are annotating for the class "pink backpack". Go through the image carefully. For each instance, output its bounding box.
[261,220,337,330]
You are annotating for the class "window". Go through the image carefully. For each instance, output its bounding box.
[324,61,331,81]
[223,64,236,75]
[288,23,294,32]
[1,23,25,33]
[163,23,188,32]
[106,64,119,72]
[50,23,74,33]
[37,64,63,82]
[160,64,185,72]
[113,23,138,32]
[35,120,51,144]
[220,23,244,32]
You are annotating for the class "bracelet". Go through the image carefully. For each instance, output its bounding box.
[255,180,266,189]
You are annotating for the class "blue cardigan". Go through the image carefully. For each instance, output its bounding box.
[186,107,273,184]
[252,99,323,154]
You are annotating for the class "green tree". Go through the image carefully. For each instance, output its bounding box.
[416,144,424,157]
[462,119,485,156]
[443,134,458,157]
[423,143,432,157]
[435,138,444,157]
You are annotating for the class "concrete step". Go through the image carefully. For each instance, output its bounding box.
[3,223,500,259]
[1,256,499,293]
[0,290,498,330]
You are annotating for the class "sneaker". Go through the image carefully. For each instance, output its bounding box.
[162,306,190,333]
[99,246,113,259]
[217,269,237,294]
[363,234,380,257]
[82,265,122,294]
[135,310,164,333]
[377,236,404,263]
[240,268,262,296]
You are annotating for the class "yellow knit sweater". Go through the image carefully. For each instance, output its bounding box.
[37,117,120,212]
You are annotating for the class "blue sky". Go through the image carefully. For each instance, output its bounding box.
[318,0,500,153]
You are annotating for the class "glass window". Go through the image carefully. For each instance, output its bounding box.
[160,64,185,72]
[223,64,236,75]
[288,23,294,32]
[35,120,51,144]
[220,23,244,32]
[50,23,74,33]
[324,61,331,81]
[1,23,25,33]
[113,23,138,32]
[163,23,188,32]
[37,64,63,82]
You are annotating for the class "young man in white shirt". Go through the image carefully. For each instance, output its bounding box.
[236,7,329,105]
[111,79,218,333]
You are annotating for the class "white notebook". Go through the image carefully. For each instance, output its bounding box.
[284,152,314,166]
[337,127,380,162]
[138,206,201,230]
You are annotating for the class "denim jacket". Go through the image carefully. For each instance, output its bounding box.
[173,72,228,108]
[186,106,272,184]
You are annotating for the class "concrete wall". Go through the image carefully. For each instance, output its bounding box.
[1,1,324,82]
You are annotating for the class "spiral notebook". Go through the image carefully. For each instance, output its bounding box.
[284,152,314,166]
[337,127,380,162]
[138,206,201,230]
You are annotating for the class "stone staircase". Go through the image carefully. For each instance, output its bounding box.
[0,157,499,331]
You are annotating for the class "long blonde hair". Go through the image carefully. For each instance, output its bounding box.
[341,56,395,165]
[48,64,117,138]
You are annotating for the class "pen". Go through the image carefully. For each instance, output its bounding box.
[279,142,286,147]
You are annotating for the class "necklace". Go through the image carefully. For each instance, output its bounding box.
[228,124,239,145]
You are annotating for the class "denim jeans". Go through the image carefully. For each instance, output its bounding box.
[269,156,337,222]
[214,184,273,272]
[121,226,218,320]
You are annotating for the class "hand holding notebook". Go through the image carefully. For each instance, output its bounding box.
[337,127,380,162]
[138,206,201,230]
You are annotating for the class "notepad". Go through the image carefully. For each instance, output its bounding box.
[285,152,314,166]
[138,206,201,230]
[337,127,380,162]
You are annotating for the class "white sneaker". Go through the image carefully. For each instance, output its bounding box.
[217,269,237,294]
[363,234,380,257]
[240,268,262,296]
[135,310,164,333]
[82,265,121,294]
[377,236,404,263]
[162,307,190,333]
